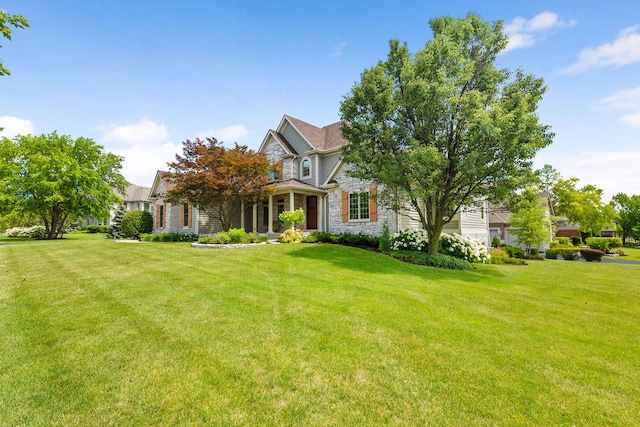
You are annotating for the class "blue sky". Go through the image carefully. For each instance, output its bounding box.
[1,1,639,200]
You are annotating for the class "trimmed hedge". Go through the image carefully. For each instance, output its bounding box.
[142,232,199,242]
[585,237,622,252]
[545,247,580,260]
[580,248,605,262]
[389,250,472,270]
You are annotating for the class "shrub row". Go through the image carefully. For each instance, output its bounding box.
[83,225,110,234]
[389,250,472,270]
[303,231,379,248]
[197,228,265,244]
[585,237,622,252]
[488,248,527,265]
[545,247,580,261]
[142,232,199,242]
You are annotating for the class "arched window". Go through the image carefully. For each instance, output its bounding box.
[301,157,311,178]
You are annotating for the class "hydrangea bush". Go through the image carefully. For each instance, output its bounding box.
[5,225,47,239]
[390,229,489,263]
[438,233,490,263]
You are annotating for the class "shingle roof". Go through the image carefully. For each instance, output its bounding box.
[125,184,151,202]
[269,130,297,155]
[284,115,348,151]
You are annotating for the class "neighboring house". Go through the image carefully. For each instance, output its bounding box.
[489,192,554,250]
[148,114,490,245]
[555,220,581,238]
[123,184,152,214]
[149,171,198,235]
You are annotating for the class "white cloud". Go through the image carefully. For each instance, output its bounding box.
[0,116,35,138]
[112,141,183,187]
[97,118,175,186]
[594,87,640,129]
[504,11,577,52]
[561,25,640,74]
[99,118,169,145]
[196,124,251,144]
[535,151,640,199]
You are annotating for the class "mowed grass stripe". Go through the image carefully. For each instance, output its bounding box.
[1,234,639,426]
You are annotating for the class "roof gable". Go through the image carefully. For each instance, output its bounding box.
[282,115,349,152]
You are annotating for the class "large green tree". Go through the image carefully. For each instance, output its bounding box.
[1,10,29,76]
[506,188,553,255]
[165,138,275,231]
[0,132,128,239]
[552,178,615,237]
[339,13,553,255]
[612,193,640,244]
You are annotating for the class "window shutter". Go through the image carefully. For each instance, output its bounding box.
[370,186,378,222]
[155,204,159,229]
[179,203,184,228]
[341,191,349,223]
[188,204,193,228]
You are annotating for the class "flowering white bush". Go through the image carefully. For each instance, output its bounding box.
[5,225,47,239]
[439,233,489,263]
[390,229,489,263]
[390,228,430,252]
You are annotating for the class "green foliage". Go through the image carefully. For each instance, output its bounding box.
[339,13,553,255]
[545,248,580,261]
[570,236,583,247]
[553,178,616,237]
[197,229,261,244]
[303,231,332,243]
[491,235,502,248]
[556,237,572,246]
[501,245,526,259]
[331,232,378,247]
[84,225,110,234]
[143,232,199,242]
[278,229,304,243]
[488,248,527,265]
[0,132,128,239]
[580,248,604,262]
[278,208,306,230]
[121,210,153,239]
[379,221,391,253]
[506,188,552,254]
[585,237,621,252]
[108,207,125,239]
[389,250,472,270]
[0,10,29,76]
[612,193,640,244]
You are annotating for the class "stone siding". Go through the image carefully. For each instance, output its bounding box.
[327,168,396,236]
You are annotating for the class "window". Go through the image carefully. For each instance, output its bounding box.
[349,192,370,220]
[301,157,311,178]
[158,205,164,228]
[183,203,189,227]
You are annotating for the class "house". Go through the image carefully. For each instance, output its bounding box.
[489,192,554,250]
[149,114,490,245]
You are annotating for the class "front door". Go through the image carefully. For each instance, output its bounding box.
[306,196,318,229]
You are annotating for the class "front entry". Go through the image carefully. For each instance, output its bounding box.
[306,196,317,229]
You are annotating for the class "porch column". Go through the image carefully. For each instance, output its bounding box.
[240,203,245,230]
[252,204,258,232]
[268,194,274,234]
[289,191,295,211]
[318,195,324,232]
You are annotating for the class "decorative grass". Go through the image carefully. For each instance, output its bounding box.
[1,234,639,426]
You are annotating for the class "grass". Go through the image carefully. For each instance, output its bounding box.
[1,234,639,426]
[608,246,640,261]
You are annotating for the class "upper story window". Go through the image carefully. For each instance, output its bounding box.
[301,157,311,179]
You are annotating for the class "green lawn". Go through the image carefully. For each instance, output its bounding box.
[609,246,640,261]
[1,234,639,426]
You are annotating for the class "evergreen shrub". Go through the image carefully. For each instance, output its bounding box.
[580,248,604,262]
[121,210,153,239]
